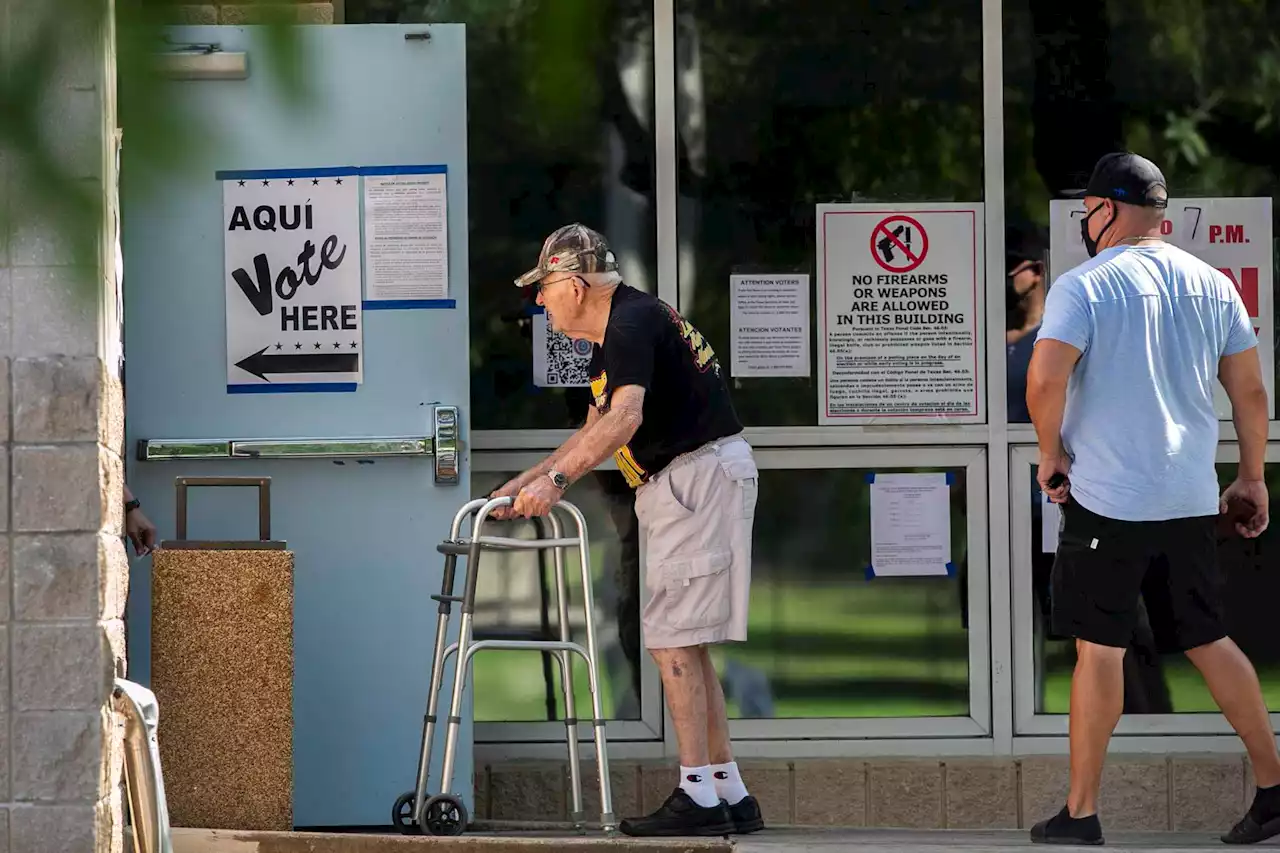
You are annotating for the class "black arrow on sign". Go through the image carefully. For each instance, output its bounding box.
[235,346,358,381]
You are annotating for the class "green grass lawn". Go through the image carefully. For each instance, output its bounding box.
[1038,642,1280,714]
[471,573,971,722]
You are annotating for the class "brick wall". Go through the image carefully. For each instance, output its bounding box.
[1,1,127,851]
[477,756,1254,832]
[162,2,336,25]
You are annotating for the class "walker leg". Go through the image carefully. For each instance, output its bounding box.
[544,514,586,829]
[438,611,473,798]
[414,609,453,814]
[414,553,462,815]
[570,509,615,831]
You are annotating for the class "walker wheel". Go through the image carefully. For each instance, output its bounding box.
[392,791,421,835]
[419,793,468,836]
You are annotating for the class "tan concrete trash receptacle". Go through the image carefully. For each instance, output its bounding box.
[151,476,294,831]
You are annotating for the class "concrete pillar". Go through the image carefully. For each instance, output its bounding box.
[1,0,127,850]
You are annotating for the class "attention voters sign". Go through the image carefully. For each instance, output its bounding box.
[222,168,364,392]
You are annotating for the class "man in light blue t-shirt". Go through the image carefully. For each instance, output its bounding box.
[1026,152,1280,846]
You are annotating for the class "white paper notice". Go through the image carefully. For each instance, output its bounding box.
[1049,197,1274,419]
[730,274,810,377]
[869,473,953,578]
[223,171,363,389]
[816,203,985,425]
[363,169,449,301]
[1041,493,1060,554]
[532,311,594,388]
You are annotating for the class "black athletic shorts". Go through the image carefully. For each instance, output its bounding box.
[1050,497,1227,653]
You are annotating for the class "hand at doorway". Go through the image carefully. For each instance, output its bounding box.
[126,505,157,556]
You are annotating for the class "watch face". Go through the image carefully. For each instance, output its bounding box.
[552,473,569,488]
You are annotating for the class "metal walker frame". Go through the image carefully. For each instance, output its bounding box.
[393,496,616,836]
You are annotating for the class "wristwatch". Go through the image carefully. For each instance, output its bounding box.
[548,470,569,490]
[124,498,141,515]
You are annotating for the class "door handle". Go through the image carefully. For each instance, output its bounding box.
[138,437,432,460]
[433,405,460,485]
[136,407,464,485]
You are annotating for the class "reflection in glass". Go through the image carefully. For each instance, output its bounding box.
[1031,463,1280,714]
[674,0,984,426]
[346,0,657,430]
[724,467,972,719]
[468,471,642,723]
[1003,0,1280,422]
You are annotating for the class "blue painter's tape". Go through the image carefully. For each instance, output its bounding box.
[227,383,358,395]
[865,566,876,580]
[946,562,957,577]
[865,472,876,484]
[946,471,956,485]
[357,164,447,176]
[217,166,358,180]
[362,299,456,311]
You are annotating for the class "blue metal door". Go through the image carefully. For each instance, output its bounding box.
[121,24,473,827]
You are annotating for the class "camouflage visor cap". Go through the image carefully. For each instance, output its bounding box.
[514,223,619,288]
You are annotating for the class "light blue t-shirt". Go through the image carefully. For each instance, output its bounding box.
[1036,242,1256,522]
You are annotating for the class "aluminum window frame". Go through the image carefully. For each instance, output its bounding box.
[470,452,666,744]
[470,0,1008,750]
[1010,442,1280,736]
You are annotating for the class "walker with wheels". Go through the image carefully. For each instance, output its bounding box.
[392,496,616,836]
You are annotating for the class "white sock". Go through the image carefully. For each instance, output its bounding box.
[679,765,720,808]
[711,761,750,805]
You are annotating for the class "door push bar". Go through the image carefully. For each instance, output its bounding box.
[136,406,462,485]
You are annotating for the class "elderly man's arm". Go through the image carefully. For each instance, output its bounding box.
[489,408,601,508]
[555,385,645,482]
[508,386,645,519]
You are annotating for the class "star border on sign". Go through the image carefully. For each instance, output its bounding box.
[287,179,295,186]
[262,180,270,187]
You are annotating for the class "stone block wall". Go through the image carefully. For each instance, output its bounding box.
[157,2,337,25]
[477,755,1253,832]
[1,0,127,851]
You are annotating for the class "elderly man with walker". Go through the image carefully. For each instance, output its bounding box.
[494,224,764,838]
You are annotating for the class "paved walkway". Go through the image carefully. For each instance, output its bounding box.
[734,829,1276,851]
[172,827,1280,852]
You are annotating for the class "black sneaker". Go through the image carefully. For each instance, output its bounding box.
[1030,805,1104,846]
[618,788,735,837]
[1223,785,1280,844]
[727,795,765,834]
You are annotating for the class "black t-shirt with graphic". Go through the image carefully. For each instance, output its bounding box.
[589,285,743,487]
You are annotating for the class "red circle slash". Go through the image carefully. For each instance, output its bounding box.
[870,215,929,273]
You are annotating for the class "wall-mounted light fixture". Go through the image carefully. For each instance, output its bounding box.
[158,43,249,81]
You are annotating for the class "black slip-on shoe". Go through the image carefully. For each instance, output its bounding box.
[1222,807,1280,844]
[618,788,735,838]
[727,794,764,834]
[1030,805,1104,846]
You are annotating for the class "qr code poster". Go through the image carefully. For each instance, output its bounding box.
[532,311,593,387]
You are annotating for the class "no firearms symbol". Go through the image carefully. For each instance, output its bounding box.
[871,214,929,273]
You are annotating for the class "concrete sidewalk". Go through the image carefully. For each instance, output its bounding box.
[173,827,1280,852]
[737,828,1278,851]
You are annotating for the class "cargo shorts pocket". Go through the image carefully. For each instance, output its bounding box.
[660,549,732,631]
[718,457,759,520]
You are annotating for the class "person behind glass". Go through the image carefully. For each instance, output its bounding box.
[491,224,763,838]
[1005,221,1048,424]
[1027,152,1280,846]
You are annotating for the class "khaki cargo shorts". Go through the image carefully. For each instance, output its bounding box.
[634,434,758,650]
